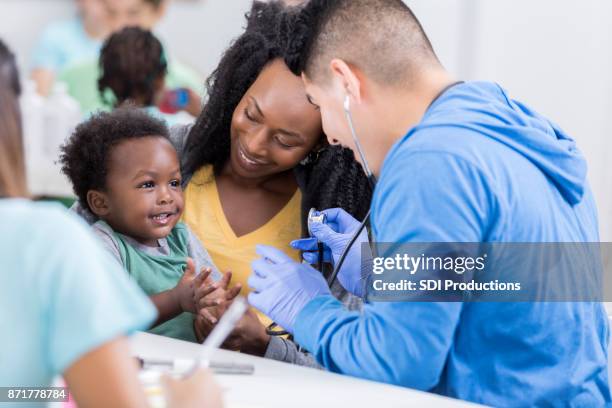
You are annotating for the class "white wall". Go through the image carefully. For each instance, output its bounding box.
[469,0,612,241]
[0,0,75,75]
[156,0,253,79]
[409,0,612,240]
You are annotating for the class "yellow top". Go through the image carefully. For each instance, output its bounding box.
[183,165,302,326]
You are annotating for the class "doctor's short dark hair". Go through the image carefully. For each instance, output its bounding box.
[284,0,439,85]
[98,27,167,107]
[182,1,372,235]
[59,107,170,211]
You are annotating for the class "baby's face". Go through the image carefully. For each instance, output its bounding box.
[102,136,183,246]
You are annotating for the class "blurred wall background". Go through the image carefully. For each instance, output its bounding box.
[1,0,611,239]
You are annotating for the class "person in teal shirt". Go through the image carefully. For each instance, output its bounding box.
[0,199,156,398]
[0,38,223,408]
[30,0,109,96]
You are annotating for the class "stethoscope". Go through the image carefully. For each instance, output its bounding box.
[266,95,376,337]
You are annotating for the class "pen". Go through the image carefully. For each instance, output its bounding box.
[137,358,254,375]
[187,296,248,374]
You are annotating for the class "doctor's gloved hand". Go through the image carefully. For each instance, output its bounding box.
[248,245,331,334]
[291,208,370,297]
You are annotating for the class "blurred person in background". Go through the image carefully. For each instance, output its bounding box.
[1,38,223,408]
[60,0,203,116]
[98,27,202,124]
[30,0,110,96]
[103,0,168,32]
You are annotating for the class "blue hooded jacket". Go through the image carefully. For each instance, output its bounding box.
[294,82,610,406]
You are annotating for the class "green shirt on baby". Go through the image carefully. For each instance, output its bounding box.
[91,219,220,343]
[112,222,196,342]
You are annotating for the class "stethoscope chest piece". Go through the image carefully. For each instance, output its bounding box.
[307,208,327,236]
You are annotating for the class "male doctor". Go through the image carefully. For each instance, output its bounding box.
[247,0,610,405]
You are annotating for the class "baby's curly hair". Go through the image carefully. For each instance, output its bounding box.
[59,107,170,211]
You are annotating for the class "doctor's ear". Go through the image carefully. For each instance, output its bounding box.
[329,58,362,105]
[87,190,110,217]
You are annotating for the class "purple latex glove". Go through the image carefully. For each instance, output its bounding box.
[291,208,370,297]
[248,245,331,334]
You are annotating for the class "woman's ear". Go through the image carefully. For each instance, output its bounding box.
[300,137,329,166]
[87,190,110,217]
[314,135,329,152]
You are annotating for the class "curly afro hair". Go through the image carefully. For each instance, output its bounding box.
[98,27,167,107]
[183,1,372,235]
[59,107,170,211]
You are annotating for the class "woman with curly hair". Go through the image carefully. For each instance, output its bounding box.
[173,1,372,366]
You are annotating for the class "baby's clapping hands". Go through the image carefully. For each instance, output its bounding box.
[194,269,242,325]
[171,259,240,321]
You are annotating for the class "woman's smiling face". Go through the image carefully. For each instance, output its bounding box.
[228,59,323,179]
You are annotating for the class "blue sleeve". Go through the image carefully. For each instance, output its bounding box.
[294,150,499,389]
[38,209,157,373]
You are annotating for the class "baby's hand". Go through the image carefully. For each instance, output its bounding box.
[196,271,242,324]
[173,258,212,314]
[193,267,217,321]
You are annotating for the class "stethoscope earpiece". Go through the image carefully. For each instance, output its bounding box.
[343,94,375,185]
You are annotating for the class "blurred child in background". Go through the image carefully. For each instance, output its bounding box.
[59,0,203,115]
[98,27,201,125]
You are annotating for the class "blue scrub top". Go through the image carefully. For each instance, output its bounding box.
[31,17,102,72]
[294,82,610,406]
[0,199,156,406]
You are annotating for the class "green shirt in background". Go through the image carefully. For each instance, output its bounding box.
[58,57,203,115]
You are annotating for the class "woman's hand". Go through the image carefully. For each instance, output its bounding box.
[162,368,223,408]
[227,308,271,356]
[194,307,270,356]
